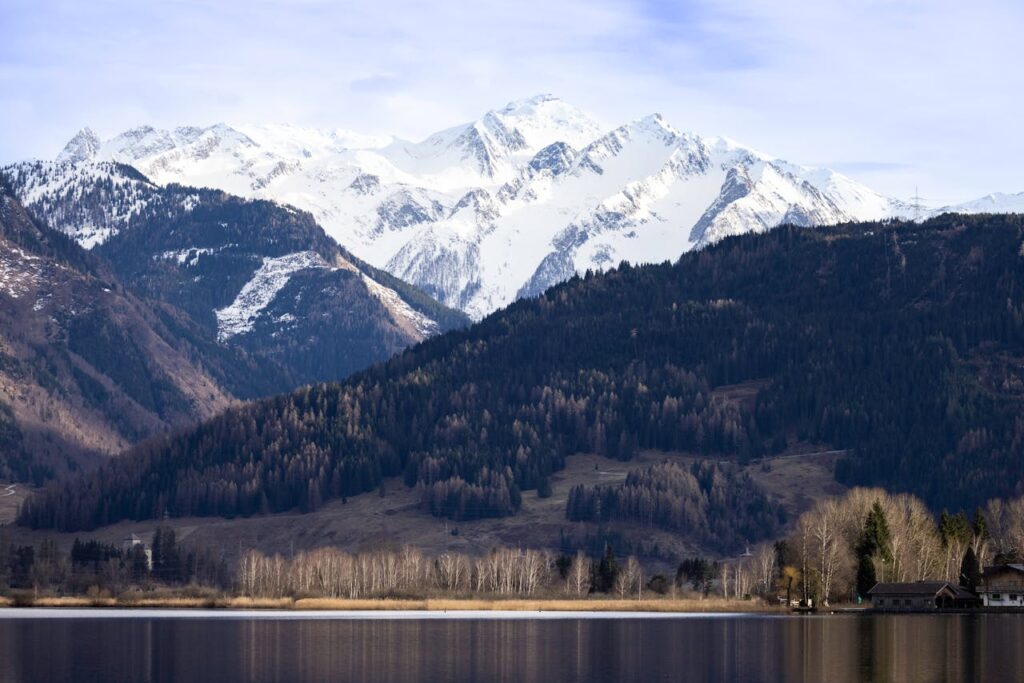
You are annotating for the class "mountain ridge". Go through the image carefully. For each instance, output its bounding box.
[47,95,937,319]
[1,160,469,388]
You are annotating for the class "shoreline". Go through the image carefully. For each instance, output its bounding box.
[0,596,787,613]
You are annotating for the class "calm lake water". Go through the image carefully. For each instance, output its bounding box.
[0,609,1021,683]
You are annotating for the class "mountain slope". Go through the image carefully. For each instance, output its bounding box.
[936,192,1024,216]
[58,95,912,319]
[2,161,468,387]
[20,213,1024,532]
[0,181,272,481]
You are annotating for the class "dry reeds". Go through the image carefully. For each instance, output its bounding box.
[31,596,117,608]
[0,594,782,612]
[291,597,782,613]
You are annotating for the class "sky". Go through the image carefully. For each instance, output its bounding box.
[2,0,1023,205]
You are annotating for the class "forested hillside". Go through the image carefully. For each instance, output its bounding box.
[0,183,272,481]
[19,213,1024,533]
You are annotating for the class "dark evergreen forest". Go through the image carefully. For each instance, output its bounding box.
[566,461,786,552]
[19,213,1024,532]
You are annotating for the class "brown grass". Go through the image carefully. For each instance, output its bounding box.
[32,596,117,608]
[293,597,782,612]
[123,597,222,609]
[223,597,296,610]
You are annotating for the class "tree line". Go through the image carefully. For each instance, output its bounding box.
[0,526,230,595]
[0,529,658,601]
[11,490,1024,603]
[237,543,660,600]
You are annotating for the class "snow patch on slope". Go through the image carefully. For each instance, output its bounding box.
[359,274,440,338]
[157,245,237,267]
[0,246,42,299]
[215,251,326,341]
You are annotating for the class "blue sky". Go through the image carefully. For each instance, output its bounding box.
[2,0,1022,204]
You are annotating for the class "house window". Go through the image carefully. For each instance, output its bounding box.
[877,599,885,606]
[992,594,1002,601]
[904,599,911,606]
[1011,594,1019,601]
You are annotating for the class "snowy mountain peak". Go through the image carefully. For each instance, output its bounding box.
[234,123,392,158]
[385,96,602,183]
[498,93,560,112]
[99,123,259,164]
[491,94,604,150]
[49,94,1014,321]
[937,191,1024,215]
[632,113,681,142]
[57,127,101,163]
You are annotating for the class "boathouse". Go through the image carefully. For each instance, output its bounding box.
[979,564,1024,607]
[868,581,979,611]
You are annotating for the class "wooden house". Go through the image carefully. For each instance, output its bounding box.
[979,564,1024,607]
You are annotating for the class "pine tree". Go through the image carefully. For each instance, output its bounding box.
[855,551,877,599]
[152,527,179,583]
[862,502,892,563]
[960,546,981,592]
[595,543,619,593]
[855,501,891,595]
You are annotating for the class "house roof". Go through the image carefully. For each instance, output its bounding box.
[983,564,1024,576]
[868,581,954,597]
[949,585,979,600]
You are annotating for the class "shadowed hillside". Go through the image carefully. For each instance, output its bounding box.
[19,213,1024,538]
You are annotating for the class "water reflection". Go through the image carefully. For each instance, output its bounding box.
[0,613,1021,683]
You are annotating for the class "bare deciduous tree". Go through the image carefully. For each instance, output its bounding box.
[566,551,591,596]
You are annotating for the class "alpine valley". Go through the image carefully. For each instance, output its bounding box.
[3,94,1024,563]
[15,213,1024,565]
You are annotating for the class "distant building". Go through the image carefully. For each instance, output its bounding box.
[122,533,153,571]
[868,581,979,611]
[979,564,1024,607]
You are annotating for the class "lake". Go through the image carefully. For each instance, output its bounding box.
[0,609,1020,682]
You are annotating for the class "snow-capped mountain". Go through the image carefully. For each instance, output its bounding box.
[1,161,467,388]
[933,192,1024,216]
[54,95,920,318]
